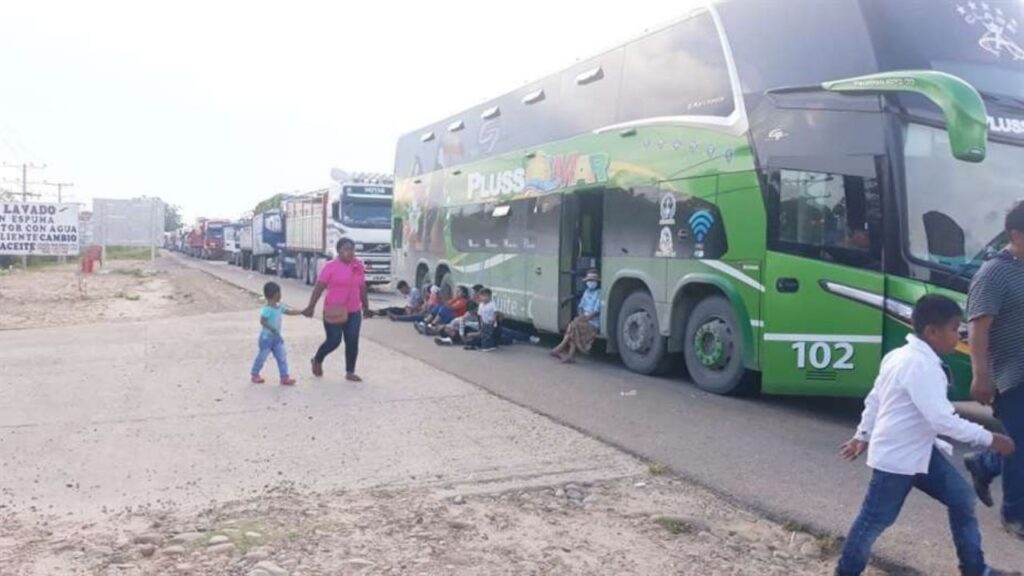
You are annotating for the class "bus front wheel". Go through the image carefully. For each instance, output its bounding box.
[683,295,753,395]
[617,291,672,375]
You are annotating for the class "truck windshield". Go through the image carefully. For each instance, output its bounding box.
[904,123,1024,276]
[341,200,391,229]
[207,227,224,239]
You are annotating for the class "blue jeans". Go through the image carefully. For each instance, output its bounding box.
[499,325,531,344]
[974,386,1024,524]
[314,313,362,374]
[252,333,289,378]
[392,313,425,322]
[837,448,986,576]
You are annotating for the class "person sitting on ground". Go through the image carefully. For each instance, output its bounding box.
[551,269,601,363]
[391,285,439,322]
[834,294,1017,576]
[415,287,470,335]
[414,296,458,336]
[466,288,498,351]
[448,286,470,318]
[377,280,424,318]
[435,300,480,346]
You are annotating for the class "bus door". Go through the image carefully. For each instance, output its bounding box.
[523,195,562,332]
[760,157,885,396]
[557,190,603,331]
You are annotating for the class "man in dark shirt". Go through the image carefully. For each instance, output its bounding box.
[965,201,1024,540]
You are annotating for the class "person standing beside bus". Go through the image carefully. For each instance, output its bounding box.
[965,201,1024,540]
[304,238,369,382]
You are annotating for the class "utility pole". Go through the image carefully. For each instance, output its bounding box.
[1,162,46,268]
[41,180,74,203]
[1,161,46,201]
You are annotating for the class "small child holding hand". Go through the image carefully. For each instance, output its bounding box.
[252,281,302,386]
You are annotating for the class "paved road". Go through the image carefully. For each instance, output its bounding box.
[187,255,1023,575]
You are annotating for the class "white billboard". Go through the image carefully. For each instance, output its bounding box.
[0,202,81,256]
[93,198,165,248]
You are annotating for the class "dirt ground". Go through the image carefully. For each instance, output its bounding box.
[1,474,879,576]
[0,256,888,576]
[0,256,258,330]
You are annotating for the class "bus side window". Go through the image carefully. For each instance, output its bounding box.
[392,217,403,249]
[767,169,882,270]
[331,201,340,222]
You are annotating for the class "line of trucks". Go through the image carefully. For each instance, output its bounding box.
[170,173,394,286]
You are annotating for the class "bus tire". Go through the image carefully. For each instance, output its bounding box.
[617,290,672,375]
[683,295,753,396]
[438,271,455,300]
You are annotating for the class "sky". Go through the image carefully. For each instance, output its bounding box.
[0,0,696,222]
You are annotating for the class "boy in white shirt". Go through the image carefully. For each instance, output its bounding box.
[836,294,1017,576]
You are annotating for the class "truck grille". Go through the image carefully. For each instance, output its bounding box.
[356,243,390,254]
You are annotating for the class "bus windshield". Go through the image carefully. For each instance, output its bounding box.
[341,199,391,229]
[904,123,1024,275]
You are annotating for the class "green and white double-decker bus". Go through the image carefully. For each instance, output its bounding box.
[392,0,1024,397]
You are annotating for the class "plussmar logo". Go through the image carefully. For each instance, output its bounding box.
[956,1,1024,60]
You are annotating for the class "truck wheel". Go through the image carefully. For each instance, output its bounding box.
[617,290,673,375]
[683,295,754,396]
[438,271,455,300]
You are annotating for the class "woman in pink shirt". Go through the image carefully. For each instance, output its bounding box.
[303,238,369,381]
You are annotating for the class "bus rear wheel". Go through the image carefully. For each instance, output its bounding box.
[617,291,672,375]
[438,271,455,301]
[683,295,753,395]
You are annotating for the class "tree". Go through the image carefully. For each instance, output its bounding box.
[164,204,183,231]
[254,193,287,215]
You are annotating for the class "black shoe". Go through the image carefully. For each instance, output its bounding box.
[964,452,995,508]
[988,568,1022,576]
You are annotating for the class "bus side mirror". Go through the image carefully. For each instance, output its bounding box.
[823,71,988,163]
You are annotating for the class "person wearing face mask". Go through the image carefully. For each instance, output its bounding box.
[550,269,602,363]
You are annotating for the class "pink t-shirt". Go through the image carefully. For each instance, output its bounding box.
[318,258,366,313]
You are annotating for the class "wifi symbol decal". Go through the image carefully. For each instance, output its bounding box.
[688,210,715,243]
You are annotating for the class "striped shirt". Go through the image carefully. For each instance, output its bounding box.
[968,250,1024,393]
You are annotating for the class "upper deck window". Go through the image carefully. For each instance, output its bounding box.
[618,12,734,121]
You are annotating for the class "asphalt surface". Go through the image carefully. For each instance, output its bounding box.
[186,255,1024,575]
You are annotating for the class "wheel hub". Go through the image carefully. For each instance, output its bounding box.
[622,310,654,354]
[693,318,732,370]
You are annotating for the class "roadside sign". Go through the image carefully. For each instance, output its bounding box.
[0,202,81,256]
[92,198,165,248]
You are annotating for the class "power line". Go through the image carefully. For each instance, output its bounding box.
[1,161,46,201]
[41,180,74,203]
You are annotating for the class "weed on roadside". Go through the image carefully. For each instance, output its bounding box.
[648,463,670,476]
[653,516,696,536]
[783,520,808,533]
[815,534,843,558]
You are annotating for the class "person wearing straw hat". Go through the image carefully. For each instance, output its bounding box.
[551,268,602,363]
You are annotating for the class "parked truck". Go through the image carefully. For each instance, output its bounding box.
[222,222,241,264]
[280,172,393,286]
[186,224,204,258]
[237,216,253,268]
[251,208,285,274]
